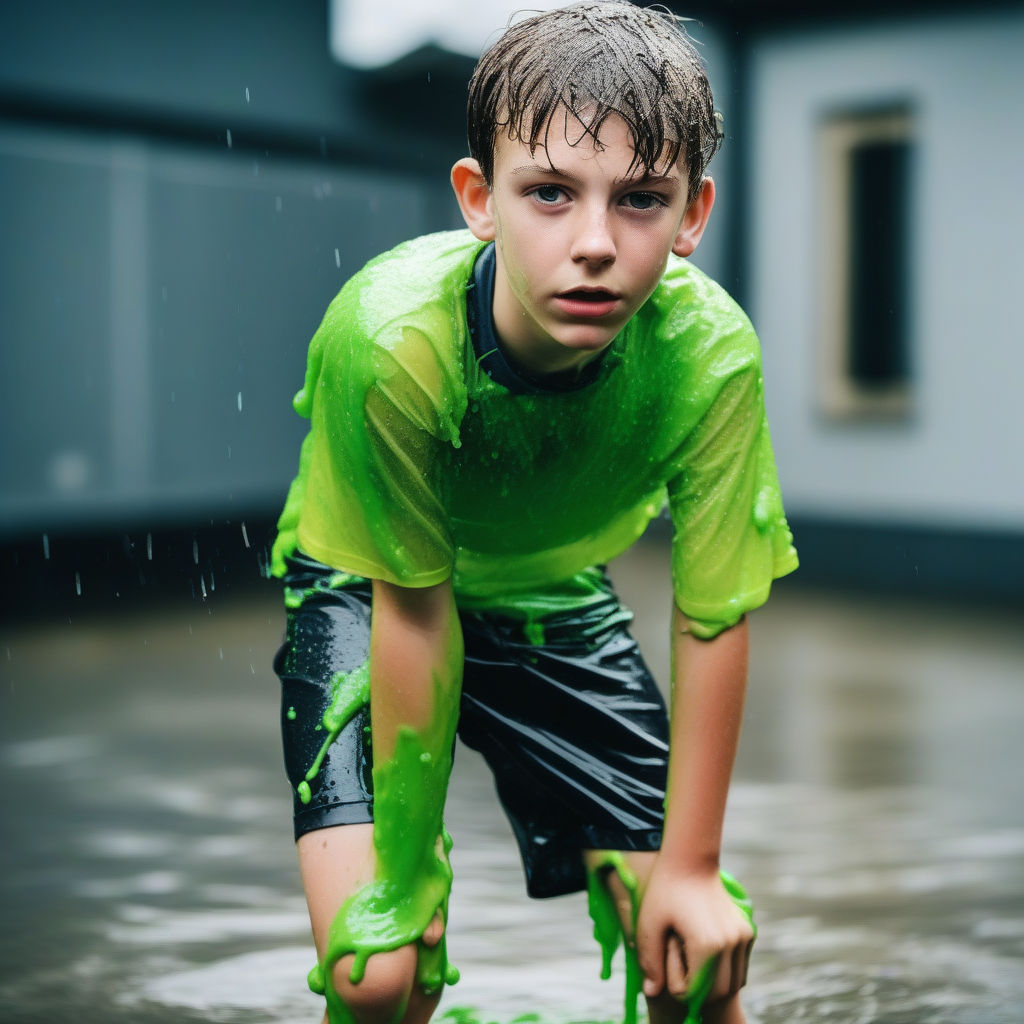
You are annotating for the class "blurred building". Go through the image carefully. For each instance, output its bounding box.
[0,0,1021,608]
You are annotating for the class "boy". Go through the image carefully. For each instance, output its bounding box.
[271,3,797,1023]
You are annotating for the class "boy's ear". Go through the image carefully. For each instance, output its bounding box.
[672,177,716,258]
[451,158,495,241]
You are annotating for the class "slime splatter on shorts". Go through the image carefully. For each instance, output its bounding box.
[274,551,670,899]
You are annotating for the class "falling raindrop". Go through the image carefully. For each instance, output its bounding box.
[200,576,208,600]
[245,86,250,103]
[75,571,82,596]
[237,392,243,412]
[275,195,282,213]
[193,540,199,565]
[335,248,341,268]
[42,534,50,559]
[241,521,250,549]
[219,647,224,660]
[210,570,216,592]
[226,128,233,149]
[227,444,232,460]
[146,533,153,560]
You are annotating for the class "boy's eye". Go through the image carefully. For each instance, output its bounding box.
[622,191,665,210]
[531,185,565,204]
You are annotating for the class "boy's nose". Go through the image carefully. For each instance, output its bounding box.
[570,209,616,266]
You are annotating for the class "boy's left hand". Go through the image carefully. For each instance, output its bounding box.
[635,861,754,1003]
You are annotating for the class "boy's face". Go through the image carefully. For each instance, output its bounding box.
[453,111,714,377]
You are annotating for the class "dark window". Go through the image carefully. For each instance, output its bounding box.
[848,136,911,389]
[818,107,913,420]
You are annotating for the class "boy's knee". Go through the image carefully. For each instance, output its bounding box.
[329,945,418,1024]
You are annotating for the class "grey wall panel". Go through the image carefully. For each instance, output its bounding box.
[145,143,429,515]
[0,122,431,532]
[0,127,114,521]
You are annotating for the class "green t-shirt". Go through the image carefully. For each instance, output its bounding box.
[272,230,797,639]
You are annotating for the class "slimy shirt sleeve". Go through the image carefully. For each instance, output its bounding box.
[288,300,463,587]
[666,361,798,640]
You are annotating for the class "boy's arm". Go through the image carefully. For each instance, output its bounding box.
[635,605,754,1002]
[370,577,462,761]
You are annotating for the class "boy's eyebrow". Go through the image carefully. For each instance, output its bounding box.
[507,164,683,190]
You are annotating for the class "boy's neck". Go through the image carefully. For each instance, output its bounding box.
[468,245,606,394]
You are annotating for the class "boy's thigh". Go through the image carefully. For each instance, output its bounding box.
[458,604,670,898]
[274,565,375,839]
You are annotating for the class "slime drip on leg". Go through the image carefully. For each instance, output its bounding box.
[297,660,371,806]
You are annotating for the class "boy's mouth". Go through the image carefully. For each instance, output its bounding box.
[554,288,620,318]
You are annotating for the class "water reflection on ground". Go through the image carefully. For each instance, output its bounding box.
[1,537,1022,1023]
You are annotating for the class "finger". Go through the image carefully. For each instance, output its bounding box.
[665,933,687,999]
[684,947,715,1008]
[640,928,668,997]
[710,944,733,1002]
[741,936,754,989]
[729,940,746,995]
[421,910,445,948]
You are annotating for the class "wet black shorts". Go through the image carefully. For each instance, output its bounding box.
[273,551,670,898]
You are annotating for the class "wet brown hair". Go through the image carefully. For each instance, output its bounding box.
[466,1,723,203]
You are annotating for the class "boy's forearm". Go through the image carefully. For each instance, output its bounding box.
[661,608,749,871]
[317,578,463,995]
[369,577,463,763]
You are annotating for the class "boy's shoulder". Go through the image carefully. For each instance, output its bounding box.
[301,230,482,445]
[639,256,762,375]
[319,229,484,348]
[651,256,753,331]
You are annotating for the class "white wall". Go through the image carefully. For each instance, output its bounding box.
[749,11,1024,531]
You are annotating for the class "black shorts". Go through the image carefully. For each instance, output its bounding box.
[273,552,670,898]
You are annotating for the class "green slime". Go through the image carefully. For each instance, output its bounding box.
[586,853,755,1024]
[297,660,372,806]
[300,647,462,1022]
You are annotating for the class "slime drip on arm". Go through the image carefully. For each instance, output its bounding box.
[303,616,464,1024]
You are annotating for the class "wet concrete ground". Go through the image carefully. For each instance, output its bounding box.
[1,535,1023,1023]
